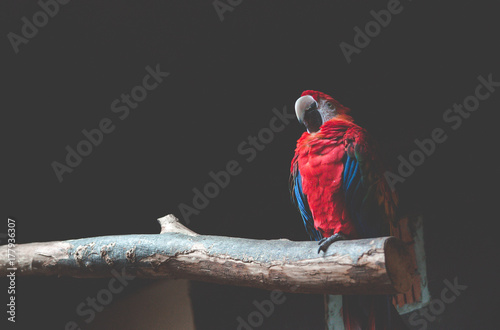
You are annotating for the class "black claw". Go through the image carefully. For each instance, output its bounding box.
[317,233,347,254]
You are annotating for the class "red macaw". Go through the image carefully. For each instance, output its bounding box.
[289,90,406,329]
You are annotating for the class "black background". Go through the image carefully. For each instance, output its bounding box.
[2,0,498,329]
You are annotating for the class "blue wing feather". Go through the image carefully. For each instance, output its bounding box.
[293,170,323,241]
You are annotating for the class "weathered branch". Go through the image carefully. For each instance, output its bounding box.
[0,215,412,295]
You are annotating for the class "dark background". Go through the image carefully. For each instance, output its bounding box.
[2,0,498,329]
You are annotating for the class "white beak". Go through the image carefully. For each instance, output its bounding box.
[294,95,317,123]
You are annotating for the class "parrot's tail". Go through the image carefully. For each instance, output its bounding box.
[342,295,407,330]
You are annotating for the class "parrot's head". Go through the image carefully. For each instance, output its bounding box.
[294,90,350,133]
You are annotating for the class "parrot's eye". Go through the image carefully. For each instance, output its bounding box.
[326,102,333,109]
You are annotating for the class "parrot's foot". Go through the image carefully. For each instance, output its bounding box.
[317,233,347,254]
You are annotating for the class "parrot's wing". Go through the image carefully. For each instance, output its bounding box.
[290,165,323,241]
[342,129,397,238]
[342,130,406,329]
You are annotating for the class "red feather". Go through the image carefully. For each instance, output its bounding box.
[292,117,362,238]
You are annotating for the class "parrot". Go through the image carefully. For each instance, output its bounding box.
[289,90,407,329]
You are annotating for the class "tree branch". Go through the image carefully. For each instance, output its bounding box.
[0,215,413,295]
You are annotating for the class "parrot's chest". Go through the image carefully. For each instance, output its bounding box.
[296,138,345,189]
[296,138,356,237]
